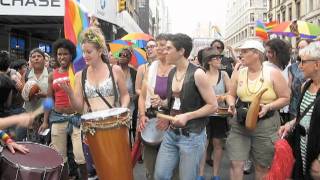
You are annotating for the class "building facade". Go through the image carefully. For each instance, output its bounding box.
[225,0,268,48]
[149,0,170,36]
[267,0,320,47]
[0,0,143,60]
[268,0,320,24]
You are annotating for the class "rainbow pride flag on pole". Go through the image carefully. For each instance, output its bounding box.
[64,0,89,88]
[256,20,268,41]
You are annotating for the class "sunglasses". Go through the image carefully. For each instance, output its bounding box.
[119,53,129,57]
[210,56,223,61]
[300,59,319,66]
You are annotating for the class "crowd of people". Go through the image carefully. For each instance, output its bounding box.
[0,24,320,180]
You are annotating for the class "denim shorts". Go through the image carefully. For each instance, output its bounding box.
[226,111,281,168]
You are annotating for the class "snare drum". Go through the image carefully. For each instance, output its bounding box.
[141,117,164,146]
[0,142,63,180]
[81,108,133,180]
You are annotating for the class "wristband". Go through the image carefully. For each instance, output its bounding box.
[6,138,13,144]
[0,131,11,143]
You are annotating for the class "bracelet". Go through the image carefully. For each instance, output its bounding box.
[5,138,13,144]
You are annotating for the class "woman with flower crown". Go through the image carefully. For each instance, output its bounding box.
[59,26,130,179]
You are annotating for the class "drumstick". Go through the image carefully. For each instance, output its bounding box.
[30,98,54,119]
[156,112,178,122]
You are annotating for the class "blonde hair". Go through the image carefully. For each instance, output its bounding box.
[80,26,107,50]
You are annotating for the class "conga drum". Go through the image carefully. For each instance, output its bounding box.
[81,108,133,180]
[0,142,63,180]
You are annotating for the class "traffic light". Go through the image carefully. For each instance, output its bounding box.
[118,0,126,12]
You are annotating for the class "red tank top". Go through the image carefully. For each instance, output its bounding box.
[52,69,71,108]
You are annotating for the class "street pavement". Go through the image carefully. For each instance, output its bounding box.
[133,150,255,180]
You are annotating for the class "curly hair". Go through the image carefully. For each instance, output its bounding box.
[265,38,290,70]
[53,39,77,61]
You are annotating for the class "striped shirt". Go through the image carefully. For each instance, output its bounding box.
[299,90,317,174]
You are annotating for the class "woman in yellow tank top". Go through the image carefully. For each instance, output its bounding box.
[225,40,290,180]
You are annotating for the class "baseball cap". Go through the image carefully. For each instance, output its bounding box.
[237,40,265,54]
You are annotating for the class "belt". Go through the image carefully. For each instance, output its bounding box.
[259,110,275,120]
[53,110,77,117]
[170,126,190,137]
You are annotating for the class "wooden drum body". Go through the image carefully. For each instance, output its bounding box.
[81,108,133,180]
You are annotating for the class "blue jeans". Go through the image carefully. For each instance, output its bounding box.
[154,129,206,180]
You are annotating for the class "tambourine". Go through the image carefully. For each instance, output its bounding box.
[22,80,40,101]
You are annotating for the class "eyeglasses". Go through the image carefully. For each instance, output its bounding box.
[300,59,319,66]
[146,45,157,49]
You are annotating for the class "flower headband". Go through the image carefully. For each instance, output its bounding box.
[81,28,104,48]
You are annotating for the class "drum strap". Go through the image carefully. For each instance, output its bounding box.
[95,89,113,109]
[82,67,92,112]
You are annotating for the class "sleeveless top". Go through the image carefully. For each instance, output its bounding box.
[155,76,168,100]
[213,71,226,107]
[167,63,207,133]
[84,76,115,99]
[299,90,317,174]
[236,66,277,104]
[52,69,71,108]
[23,68,49,111]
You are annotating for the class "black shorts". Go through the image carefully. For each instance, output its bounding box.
[206,116,228,139]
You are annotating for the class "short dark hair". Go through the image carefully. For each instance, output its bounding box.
[53,39,77,61]
[10,59,27,71]
[29,48,46,58]
[0,73,14,105]
[210,39,225,50]
[197,48,205,67]
[0,50,11,71]
[265,38,290,70]
[168,33,193,58]
[155,33,170,41]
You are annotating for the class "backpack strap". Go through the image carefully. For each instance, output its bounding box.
[81,67,92,112]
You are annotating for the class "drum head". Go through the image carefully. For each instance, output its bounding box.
[21,80,38,101]
[1,142,63,169]
[141,118,164,145]
[81,108,129,121]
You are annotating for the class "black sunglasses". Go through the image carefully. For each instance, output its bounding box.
[119,53,129,57]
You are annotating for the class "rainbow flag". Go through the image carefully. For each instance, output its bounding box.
[64,0,89,88]
[265,21,277,31]
[256,20,268,41]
